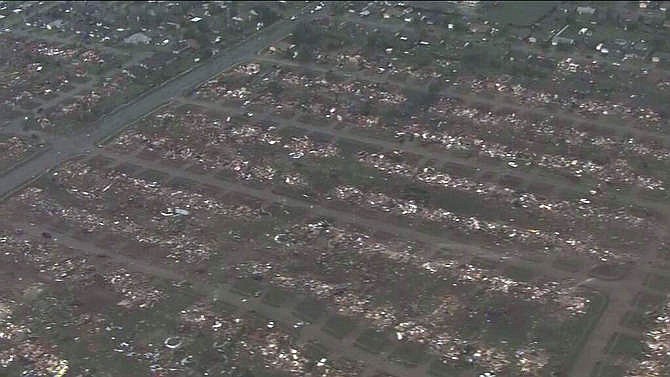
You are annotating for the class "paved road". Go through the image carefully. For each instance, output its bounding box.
[0,14,303,199]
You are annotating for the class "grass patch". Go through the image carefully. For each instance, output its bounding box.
[525,181,556,196]
[538,289,608,375]
[335,138,383,156]
[290,156,383,194]
[590,362,626,377]
[293,298,326,322]
[137,169,169,183]
[231,278,264,297]
[428,359,467,377]
[355,328,391,354]
[622,310,654,331]
[503,264,535,282]
[635,188,669,203]
[606,333,644,360]
[277,126,309,139]
[86,155,116,170]
[167,176,198,190]
[644,273,670,292]
[589,262,632,281]
[469,297,538,347]
[469,256,499,270]
[245,367,292,377]
[632,291,665,311]
[323,315,357,339]
[441,161,477,177]
[388,342,429,367]
[261,287,292,308]
[212,298,238,315]
[303,340,328,361]
[553,257,584,273]
[114,162,142,175]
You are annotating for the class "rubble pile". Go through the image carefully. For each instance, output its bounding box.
[241,331,308,375]
[0,136,33,165]
[428,98,670,163]
[15,1,288,131]
[627,300,670,377]
[196,79,254,104]
[0,35,106,111]
[283,136,339,159]
[514,347,550,376]
[272,269,557,375]
[331,185,615,259]
[180,300,313,376]
[113,108,338,175]
[281,172,309,187]
[258,218,590,374]
[194,63,266,104]
[286,19,445,84]
[271,272,518,374]
[272,273,398,329]
[53,160,262,222]
[0,298,68,376]
[0,340,68,377]
[179,301,242,339]
[233,66,407,123]
[43,72,129,124]
[234,63,262,76]
[0,300,28,344]
[104,268,164,309]
[454,264,589,317]
[397,122,665,191]
[114,114,280,173]
[358,152,648,228]
[279,220,590,314]
[0,234,98,284]
[12,160,265,264]
[468,77,665,131]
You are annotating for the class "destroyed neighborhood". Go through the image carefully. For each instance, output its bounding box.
[1,1,670,377]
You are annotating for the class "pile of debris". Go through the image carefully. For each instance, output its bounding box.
[331,185,615,259]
